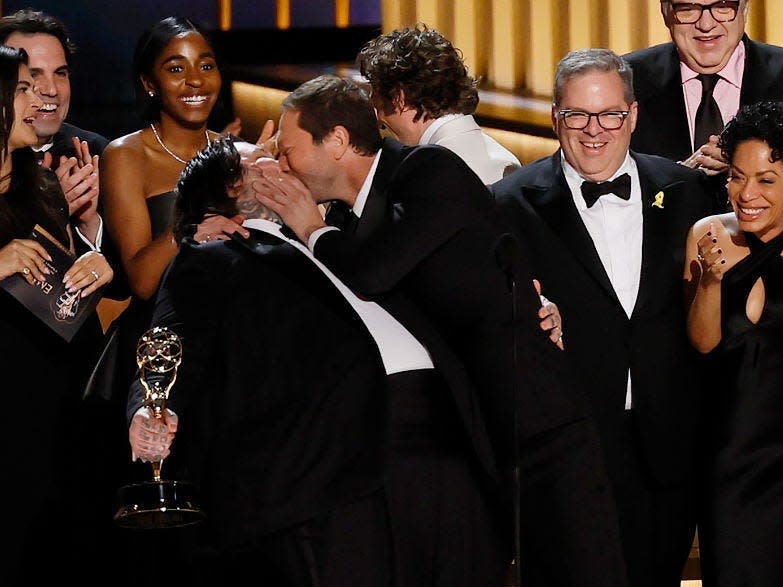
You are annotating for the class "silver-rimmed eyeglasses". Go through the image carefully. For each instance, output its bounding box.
[557,109,630,131]
[668,1,740,25]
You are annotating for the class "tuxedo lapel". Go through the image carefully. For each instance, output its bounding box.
[740,36,779,105]
[235,228,371,330]
[632,153,683,318]
[630,45,692,160]
[352,141,401,240]
[526,156,621,307]
[355,186,388,241]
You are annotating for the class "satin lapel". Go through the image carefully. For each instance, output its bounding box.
[638,49,691,159]
[632,154,680,318]
[353,140,401,241]
[355,187,388,241]
[528,157,621,306]
[739,36,778,105]
[236,228,369,327]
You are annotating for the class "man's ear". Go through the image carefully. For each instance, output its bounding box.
[328,125,351,159]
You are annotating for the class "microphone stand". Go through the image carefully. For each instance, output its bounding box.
[510,262,522,587]
[495,234,522,587]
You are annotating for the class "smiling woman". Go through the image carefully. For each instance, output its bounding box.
[684,99,783,586]
[97,17,250,486]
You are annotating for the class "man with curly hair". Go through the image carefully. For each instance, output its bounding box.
[357,24,520,184]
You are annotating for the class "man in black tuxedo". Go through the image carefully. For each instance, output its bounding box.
[127,137,394,587]
[257,74,628,587]
[625,0,783,181]
[492,49,717,587]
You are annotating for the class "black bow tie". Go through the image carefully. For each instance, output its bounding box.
[580,173,631,208]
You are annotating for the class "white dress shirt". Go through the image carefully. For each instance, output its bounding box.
[562,154,642,409]
[247,216,433,375]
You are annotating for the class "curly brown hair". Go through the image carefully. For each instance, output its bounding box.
[356,23,479,122]
[719,100,783,165]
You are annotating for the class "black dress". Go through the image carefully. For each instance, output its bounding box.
[0,179,127,586]
[109,191,177,412]
[700,231,783,586]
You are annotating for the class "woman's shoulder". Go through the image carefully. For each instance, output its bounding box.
[102,129,152,169]
[104,129,149,157]
[691,211,737,235]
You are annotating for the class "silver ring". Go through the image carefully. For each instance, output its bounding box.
[205,234,211,242]
[91,269,99,281]
[697,253,705,262]
[22,266,30,276]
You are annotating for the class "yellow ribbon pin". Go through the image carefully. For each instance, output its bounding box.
[652,191,664,209]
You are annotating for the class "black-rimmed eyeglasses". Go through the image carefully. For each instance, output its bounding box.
[668,1,740,25]
[557,109,630,130]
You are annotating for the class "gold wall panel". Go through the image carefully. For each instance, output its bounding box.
[382,0,781,100]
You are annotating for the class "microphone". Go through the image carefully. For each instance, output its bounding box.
[494,232,523,587]
[495,232,520,292]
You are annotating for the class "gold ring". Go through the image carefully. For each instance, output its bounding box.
[22,266,30,275]
[91,269,99,281]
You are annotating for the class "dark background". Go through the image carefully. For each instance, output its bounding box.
[3,1,381,141]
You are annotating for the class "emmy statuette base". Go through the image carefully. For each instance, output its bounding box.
[114,479,205,529]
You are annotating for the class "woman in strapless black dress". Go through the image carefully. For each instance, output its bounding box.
[99,18,250,585]
[100,17,251,413]
[684,100,783,587]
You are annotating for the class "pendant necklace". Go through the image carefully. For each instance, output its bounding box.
[150,123,210,165]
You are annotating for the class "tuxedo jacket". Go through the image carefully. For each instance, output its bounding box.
[492,151,715,486]
[426,114,521,184]
[626,35,783,162]
[315,138,590,472]
[128,231,387,550]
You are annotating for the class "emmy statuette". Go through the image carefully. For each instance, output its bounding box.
[114,326,205,529]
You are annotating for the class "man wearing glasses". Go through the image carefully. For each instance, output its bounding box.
[493,48,716,587]
[626,1,783,182]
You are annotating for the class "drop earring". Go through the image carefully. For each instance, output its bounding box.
[148,91,156,98]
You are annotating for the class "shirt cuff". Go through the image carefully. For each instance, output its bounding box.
[74,215,104,251]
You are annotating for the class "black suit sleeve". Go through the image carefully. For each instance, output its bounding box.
[315,147,492,295]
